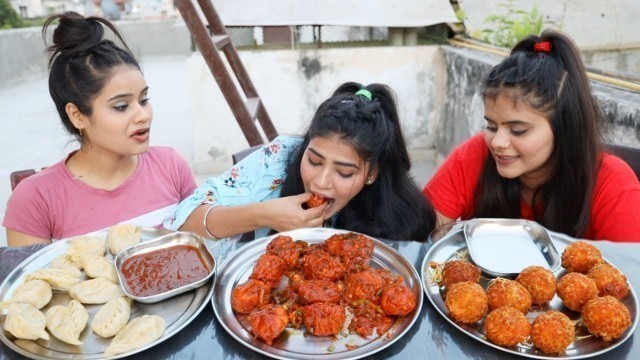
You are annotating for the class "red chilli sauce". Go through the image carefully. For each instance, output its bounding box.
[121,245,209,297]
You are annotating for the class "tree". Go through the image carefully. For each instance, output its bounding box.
[0,0,22,29]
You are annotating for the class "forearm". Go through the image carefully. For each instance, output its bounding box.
[179,202,270,239]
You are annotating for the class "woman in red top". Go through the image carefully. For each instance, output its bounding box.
[423,29,640,242]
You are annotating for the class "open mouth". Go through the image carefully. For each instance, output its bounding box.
[305,193,334,209]
[494,154,519,162]
[132,128,150,137]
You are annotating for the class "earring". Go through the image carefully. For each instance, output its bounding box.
[79,129,83,136]
[366,179,373,185]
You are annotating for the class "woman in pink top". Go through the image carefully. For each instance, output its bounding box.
[424,30,640,241]
[2,12,197,246]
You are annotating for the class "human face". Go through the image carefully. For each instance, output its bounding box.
[484,93,555,189]
[82,66,152,158]
[300,135,373,218]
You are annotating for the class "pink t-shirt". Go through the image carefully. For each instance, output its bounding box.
[3,147,197,240]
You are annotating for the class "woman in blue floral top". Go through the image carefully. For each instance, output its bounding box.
[170,82,436,241]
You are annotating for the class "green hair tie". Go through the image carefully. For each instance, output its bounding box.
[354,89,372,101]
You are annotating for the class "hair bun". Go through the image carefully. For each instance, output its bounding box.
[46,11,105,56]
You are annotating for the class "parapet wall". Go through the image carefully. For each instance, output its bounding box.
[435,46,640,160]
[0,19,191,85]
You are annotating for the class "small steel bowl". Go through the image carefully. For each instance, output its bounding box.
[114,231,216,303]
[463,218,560,278]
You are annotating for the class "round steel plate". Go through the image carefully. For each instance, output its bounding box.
[0,228,214,359]
[212,227,423,360]
[421,222,639,359]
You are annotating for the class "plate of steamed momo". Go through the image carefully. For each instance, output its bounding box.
[0,224,213,359]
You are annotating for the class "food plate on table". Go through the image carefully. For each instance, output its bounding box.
[212,227,423,360]
[421,221,639,359]
[0,227,215,359]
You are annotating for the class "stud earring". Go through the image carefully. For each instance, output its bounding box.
[366,179,373,185]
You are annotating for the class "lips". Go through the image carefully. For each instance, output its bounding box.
[493,153,519,165]
[131,128,150,142]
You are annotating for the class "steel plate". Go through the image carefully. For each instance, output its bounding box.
[421,222,639,359]
[0,228,215,359]
[212,227,423,360]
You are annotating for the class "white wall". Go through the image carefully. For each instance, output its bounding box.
[186,46,443,173]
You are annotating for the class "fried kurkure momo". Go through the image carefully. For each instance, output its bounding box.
[556,273,598,312]
[515,266,557,305]
[581,296,631,341]
[445,281,488,324]
[586,263,629,300]
[561,241,604,274]
[441,260,481,287]
[530,310,575,354]
[486,278,532,314]
[484,306,531,347]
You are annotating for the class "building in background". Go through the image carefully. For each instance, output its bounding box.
[8,0,177,20]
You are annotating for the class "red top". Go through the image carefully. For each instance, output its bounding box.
[423,134,640,242]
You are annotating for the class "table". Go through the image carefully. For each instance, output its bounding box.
[1,234,638,360]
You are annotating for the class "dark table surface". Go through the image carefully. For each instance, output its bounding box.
[1,230,639,360]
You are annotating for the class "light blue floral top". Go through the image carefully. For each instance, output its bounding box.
[167,135,303,239]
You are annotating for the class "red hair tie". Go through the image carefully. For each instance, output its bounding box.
[534,41,552,53]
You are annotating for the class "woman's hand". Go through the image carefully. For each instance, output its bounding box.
[264,193,328,232]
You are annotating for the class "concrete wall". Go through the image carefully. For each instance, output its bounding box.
[436,45,640,160]
[0,19,191,85]
[186,46,444,172]
[458,0,640,50]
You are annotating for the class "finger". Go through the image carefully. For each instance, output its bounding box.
[304,204,326,216]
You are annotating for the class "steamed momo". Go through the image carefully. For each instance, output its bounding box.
[50,253,86,270]
[24,266,82,291]
[68,236,106,256]
[91,297,131,338]
[82,255,119,284]
[0,280,52,310]
[4,303,49,341]
[45,300,89,345]
[107,224,141,255]
[104,315,165,357]
[69,278,125,304]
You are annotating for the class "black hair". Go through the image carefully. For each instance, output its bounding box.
[42,11,140,141]
[474,29,602,237]
[280,82,436,241]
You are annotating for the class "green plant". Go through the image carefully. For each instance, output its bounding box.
[481,0,544,48]
[0,0,22,29]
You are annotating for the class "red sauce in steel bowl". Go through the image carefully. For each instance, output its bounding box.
[121,245,210,297]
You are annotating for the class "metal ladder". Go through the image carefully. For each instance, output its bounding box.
[174,0,278,146]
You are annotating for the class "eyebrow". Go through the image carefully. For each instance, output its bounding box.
[484,116,528,125]
[308,147,360,169]
[107,86,149,102]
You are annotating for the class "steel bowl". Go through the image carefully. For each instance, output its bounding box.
[463,218,560,278]
[114,231,216,303]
